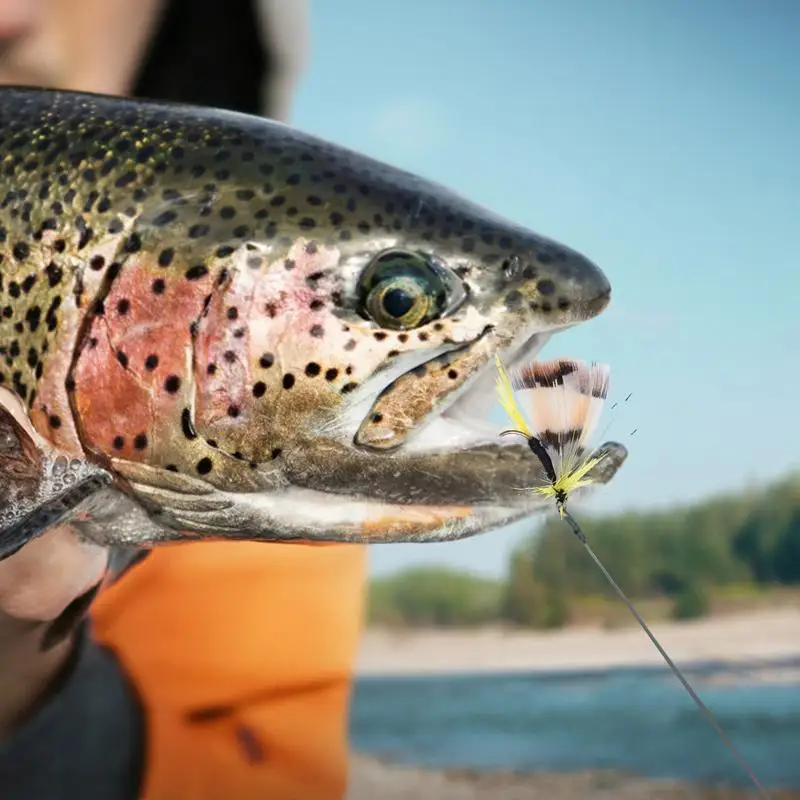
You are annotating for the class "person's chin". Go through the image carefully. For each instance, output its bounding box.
[0,44,62,89]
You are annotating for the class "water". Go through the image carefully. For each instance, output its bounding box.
[350,660,800,788]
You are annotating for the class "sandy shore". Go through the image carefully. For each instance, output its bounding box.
[347,755,799,800]
[356,607,800,677]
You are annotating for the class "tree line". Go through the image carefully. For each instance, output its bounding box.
[367,473,800,628]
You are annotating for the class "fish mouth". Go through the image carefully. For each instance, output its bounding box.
[415,327,552,453]
[109,319,625,547]
[281,322,564,515]
[350,324,554,456]
[125,324,569,546]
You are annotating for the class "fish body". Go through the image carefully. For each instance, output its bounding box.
[0,87,626,554]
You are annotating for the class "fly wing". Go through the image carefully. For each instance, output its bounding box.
[506,358,610,477]
[0,390,113,560]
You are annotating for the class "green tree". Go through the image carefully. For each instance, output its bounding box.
[671,579,710,620]
[502,547,573,629]
[367,567,502,627]
[366,472,800,630]
[733,479,800,584]
[501,550,541,627]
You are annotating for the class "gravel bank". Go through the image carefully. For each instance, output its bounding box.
[347,755,797,799]
[357,608,800,676]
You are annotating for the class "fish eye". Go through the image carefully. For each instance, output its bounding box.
[357,249,448,330]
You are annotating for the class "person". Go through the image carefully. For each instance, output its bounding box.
[0,1,368,797]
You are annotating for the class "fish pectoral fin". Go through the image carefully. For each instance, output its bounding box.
[0,389,113,561]
[585,441,628,485]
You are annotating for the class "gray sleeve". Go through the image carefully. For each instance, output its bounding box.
[0,621,145,800]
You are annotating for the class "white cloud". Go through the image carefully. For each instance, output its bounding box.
[368,97,448,161]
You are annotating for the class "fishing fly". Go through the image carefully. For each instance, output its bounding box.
[494,355,771,800]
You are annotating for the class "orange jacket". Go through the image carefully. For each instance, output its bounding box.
[91,542,367,800]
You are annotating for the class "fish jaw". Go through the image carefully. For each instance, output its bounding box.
[104,441,628,545]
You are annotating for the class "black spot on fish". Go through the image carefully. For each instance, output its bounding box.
[158,248,174,267]
[45,262,63,287]
[124,233,142,253]
[153,210,177,227]
[537,279,555,296]
[188,224,210,239]
[185,265,208,280]
[505,290,523,310]
[181,408,197,440]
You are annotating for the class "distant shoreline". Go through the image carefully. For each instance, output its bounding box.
[356,607,800,679]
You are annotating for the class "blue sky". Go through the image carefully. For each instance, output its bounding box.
[293,0,800,577]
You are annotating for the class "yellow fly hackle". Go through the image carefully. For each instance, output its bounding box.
[530,453,605,499]
[494,355,531,437]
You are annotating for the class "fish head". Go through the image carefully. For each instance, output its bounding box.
[98,145,614,544]
[0,90,619,545]
[273,201,612,457]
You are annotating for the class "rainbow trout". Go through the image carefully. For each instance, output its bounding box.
[0,87,626,557]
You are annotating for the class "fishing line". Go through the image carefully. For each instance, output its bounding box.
[560,507,772,800]
[495,354,770,797]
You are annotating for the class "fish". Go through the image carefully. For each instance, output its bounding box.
[0,86,627,558]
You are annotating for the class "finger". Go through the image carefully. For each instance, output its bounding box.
[0,525,108,622]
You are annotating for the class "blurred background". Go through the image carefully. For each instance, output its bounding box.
[289,1,800,797]
[2,0,798,798]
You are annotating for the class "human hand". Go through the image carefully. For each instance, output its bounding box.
[0,525,108,625]
[0,0,165,739]
[0,393,109,738]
